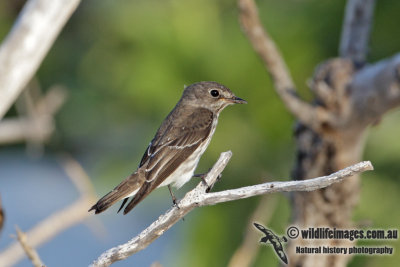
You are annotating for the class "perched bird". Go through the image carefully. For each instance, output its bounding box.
[89,81,246,215]
[254,222,288,264]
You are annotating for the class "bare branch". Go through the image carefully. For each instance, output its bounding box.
[198,161,373,205]
[350,53,400,125]
[0,85,67,145]
[339,0,376,63]
[0,156,97,267]
[0,0,80,119]
[15,227,45,267]
[58,154,96,197]
[90,151,233,267]
[238,0,333,131]
[0,118,51,144]
[90,151,373,267]
[0,197,93,267]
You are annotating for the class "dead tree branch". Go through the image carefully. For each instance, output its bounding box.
[198,161,372,205]
[0,156,97,267]
[15,227,45,267]
[0,85,67,145]
[349,53,400,126]
[90,151,372,267]
[0,0,80,119]
[238,1,398,267]
[238,0,333,132]
[339,0,376,64]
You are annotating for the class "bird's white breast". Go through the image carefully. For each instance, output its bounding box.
[159,116,218,188]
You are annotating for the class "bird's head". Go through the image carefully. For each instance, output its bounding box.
[181,81,247,112]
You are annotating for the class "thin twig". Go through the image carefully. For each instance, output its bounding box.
[0,156,97,267]
[0,85,67,145]
[199,161,373,205]
[0,0,80,119]
[0,197,94,267]
[15,80,45,156]
[0,117,53,144]
[238,0,333,131]
[15,226,45,267]
[58,154,96,197]
[90,151,373,267]
[339,0,376,64]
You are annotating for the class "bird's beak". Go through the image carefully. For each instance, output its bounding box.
[228,96,247,104]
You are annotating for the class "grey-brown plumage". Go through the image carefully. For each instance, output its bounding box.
[89,81,246,215]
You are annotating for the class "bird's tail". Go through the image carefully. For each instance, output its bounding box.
[88,172,143,214]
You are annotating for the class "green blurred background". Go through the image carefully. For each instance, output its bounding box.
[1,0,399,266]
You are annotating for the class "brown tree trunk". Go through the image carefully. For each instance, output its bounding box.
[288,59,364,267]
[239,0,400,266]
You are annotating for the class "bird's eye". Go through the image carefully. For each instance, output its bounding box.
[210,89,219,97]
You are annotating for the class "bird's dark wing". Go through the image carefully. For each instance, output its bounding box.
[122,107,214,214]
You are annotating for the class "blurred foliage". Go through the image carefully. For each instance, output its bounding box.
[1,0,400,266]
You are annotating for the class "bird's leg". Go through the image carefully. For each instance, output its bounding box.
[168,185,185,221]
[167,185,179,209]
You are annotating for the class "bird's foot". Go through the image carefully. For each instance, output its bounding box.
[193,170,222,193]
[168,185,180,209]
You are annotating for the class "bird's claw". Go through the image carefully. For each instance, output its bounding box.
[194,171,222,192]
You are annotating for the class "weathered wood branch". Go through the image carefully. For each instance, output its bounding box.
[0,197,93,267]
[15,227,45,267]
[340,0,376,64]
[350,53,400,125]
[288,1,399,267]
[90,151,232,267]
[0,85,67,144]
[287,49,400,267]
[0,0,80,119]
[200,161,372,205]
[90,151,372,267]
[238,0,333,132]
[0,156,97,267]
[238,1,395,267]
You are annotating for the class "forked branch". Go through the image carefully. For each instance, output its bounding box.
[15,227,45,267]
[91,151,373,267]
[0,0,80,119]
[0,156,97,267]
[238,0,333,131]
